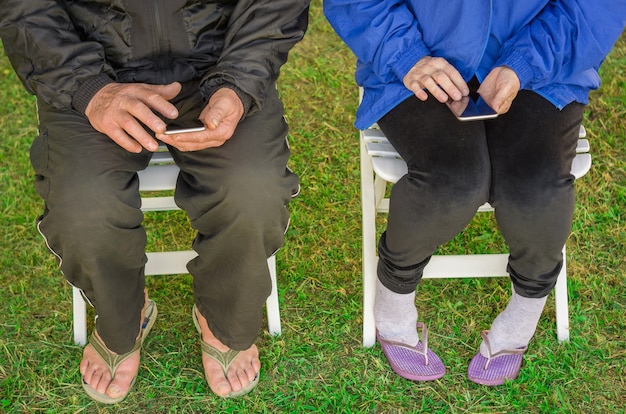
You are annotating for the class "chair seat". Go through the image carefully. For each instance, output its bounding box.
[364,126,591,184]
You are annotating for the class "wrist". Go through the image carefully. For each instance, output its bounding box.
[72,74,116,115]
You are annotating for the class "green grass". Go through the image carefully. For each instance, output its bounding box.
[1,2,625,412]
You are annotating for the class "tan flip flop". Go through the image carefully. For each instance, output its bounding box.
[192,305,259,398]
[81,299,157,404]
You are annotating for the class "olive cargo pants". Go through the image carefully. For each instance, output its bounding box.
[31,84,299,354]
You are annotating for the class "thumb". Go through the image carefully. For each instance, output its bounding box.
[202,104,227,131]
[206,112,222,130]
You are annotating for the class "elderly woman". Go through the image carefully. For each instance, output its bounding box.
[325,0,625,385]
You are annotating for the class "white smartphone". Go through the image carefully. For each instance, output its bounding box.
[446,96,498,121]
[164,125,206,135]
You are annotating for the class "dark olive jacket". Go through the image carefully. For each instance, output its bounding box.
[0,0,309,116]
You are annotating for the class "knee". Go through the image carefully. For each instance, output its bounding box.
[188,165,297,235]
[404,165,489,211]
[39,172,144,254]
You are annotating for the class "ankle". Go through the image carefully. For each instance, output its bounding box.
[480,292,547,356]
[374,279,419,345]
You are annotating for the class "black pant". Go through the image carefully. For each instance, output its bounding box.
[376,90,585,298]
[31,83,299,354]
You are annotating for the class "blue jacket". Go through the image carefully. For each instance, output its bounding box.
[324,0,626,129]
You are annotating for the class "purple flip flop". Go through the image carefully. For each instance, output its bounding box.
[468,330,527,386]
[376,322,446,381]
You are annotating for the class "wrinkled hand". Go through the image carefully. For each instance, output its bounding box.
[403,56,469,103]
[157,88,244,152]
[478,66,521,114]
[85,82,181,153]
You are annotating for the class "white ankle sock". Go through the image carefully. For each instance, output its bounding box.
[480,291,547,357]
[374,278,419,346]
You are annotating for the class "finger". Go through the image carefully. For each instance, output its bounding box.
[201,102,228,131]
[121,120,160,152]
[143,82,182,107]
[107,126,146,153]
[431,70,465,101]
[404,76,429,101]
[121,100,170,135]
[159,134,225,152]
[158,82,182,100]
[138,88,179,122]
[413,87,429,101]
[419,75,450,103]
[166,131,227,147]
[443,67,470,97]
[115,112,158,149]
[491,87,518,114]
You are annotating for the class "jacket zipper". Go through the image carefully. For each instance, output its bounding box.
[152,0,172,83]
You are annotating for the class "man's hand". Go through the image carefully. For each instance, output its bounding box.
[403,56,469,103]
[85,82,181,153]
[478,66,521,114]
[157,88,244,152]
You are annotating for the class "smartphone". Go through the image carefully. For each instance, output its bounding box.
[164,124,206,135]
[446,96,498,121]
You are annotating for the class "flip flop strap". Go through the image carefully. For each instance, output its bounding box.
[140,300,157,342]
[192,305,241,373]
[200,340,241,373]
[89,331,142,376]
[377,335,429,363]
[416,322,430,365]
[480,330,527,369]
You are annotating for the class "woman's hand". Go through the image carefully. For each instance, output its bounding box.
[478,66,521,114]
[403,56,469,103]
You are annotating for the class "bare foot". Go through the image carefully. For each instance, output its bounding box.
[195,310,261,397]
[79,331,141,399]
[80,295,149,400]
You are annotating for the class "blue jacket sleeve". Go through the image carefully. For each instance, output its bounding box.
[323,0,430,84]
[496,0,626,90]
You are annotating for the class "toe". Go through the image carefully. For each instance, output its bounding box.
[227,369,244,392]
[204,362,232,397]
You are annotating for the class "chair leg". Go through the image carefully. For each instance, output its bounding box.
[554,246,570,342]
[361,138,379,348]
[265,255,281,336]
[73,286,88,346]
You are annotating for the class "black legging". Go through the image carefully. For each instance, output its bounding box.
[376,89,585,298]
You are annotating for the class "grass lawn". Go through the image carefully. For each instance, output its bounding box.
[1,2,624,413]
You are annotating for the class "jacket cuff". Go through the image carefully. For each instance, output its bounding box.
[496,49,537,90]
[203,81,253,121]
[391,41,431,83]
[71,74,116,115]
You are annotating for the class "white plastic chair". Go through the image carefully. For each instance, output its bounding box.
[360,105,591,348]
[72,147,282,345]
